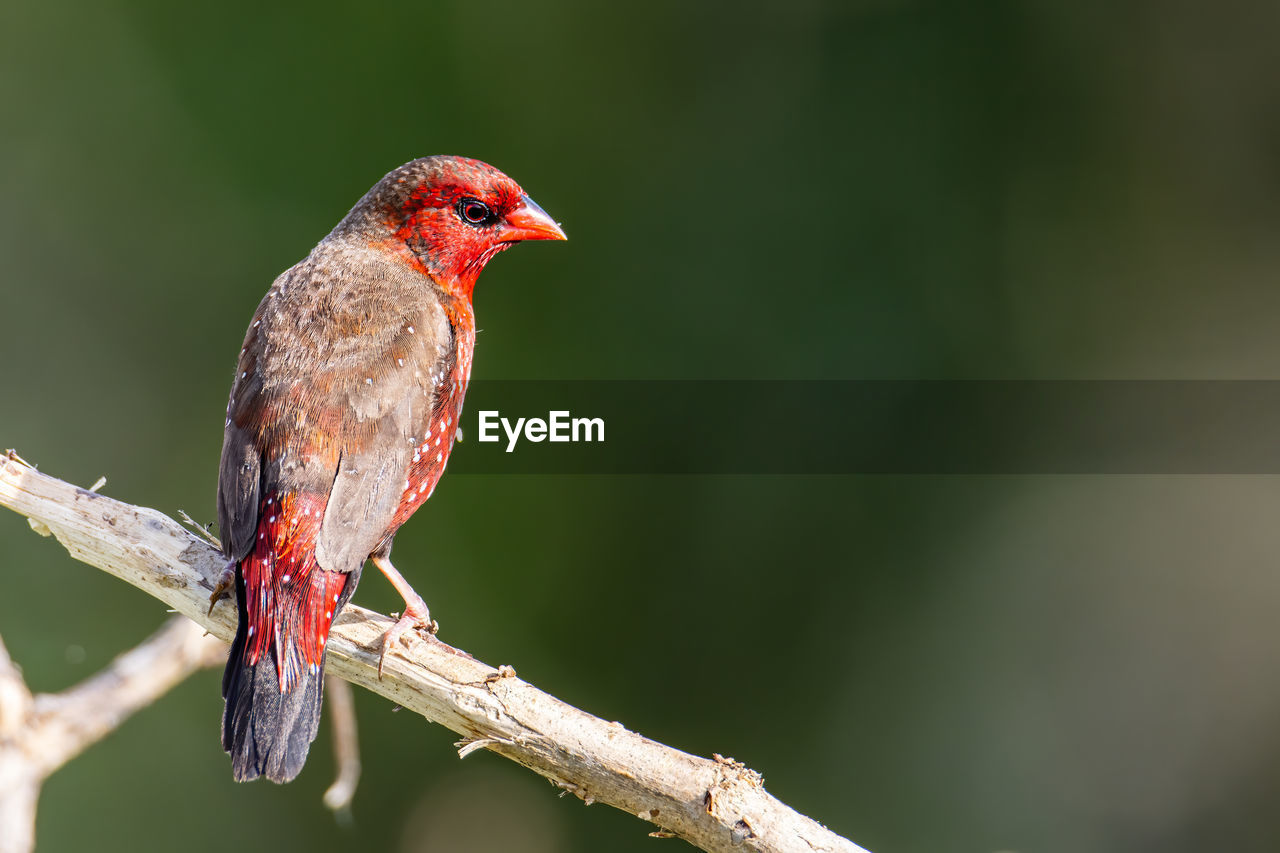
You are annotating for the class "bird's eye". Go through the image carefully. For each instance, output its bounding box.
[457,198,493,225]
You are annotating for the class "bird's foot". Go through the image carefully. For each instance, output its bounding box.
[378,597,437,678]
[207,559,236,616]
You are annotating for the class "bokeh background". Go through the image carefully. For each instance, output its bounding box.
[4,2,1280,851]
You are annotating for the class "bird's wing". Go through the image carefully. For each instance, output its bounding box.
[314,388,420,574]
[217,257,449,573]
[311,300,452,574]
[217,327,268,562]
[217,422,262,562]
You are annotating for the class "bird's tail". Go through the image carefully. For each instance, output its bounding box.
[221,589,325,783]
[221,494,355,782]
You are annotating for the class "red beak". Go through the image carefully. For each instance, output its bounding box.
[500,195,567,242]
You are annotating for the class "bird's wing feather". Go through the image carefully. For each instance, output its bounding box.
[217,425,262,561]
[315,392,416,573]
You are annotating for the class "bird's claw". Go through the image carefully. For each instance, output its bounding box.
[377,607,436,678]
[207,560,236,616]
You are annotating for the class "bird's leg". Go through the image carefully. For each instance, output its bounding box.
[371,554,438,677]
[207,558,237,616]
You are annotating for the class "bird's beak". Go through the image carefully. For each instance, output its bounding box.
[500,195,567,242]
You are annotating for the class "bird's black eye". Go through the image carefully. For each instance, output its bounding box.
[457,198,493,226]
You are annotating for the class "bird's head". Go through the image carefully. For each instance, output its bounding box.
[344,155,566,299]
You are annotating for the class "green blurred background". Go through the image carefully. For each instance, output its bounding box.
[4,2,1280,851]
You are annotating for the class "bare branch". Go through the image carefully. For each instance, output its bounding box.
[0,635,37,853]
[0,451,867,853]
[0,761,37,853]
[0,636,33,738]
[322,675,362,815]
[0,618,224,853]
[26,617,225,776]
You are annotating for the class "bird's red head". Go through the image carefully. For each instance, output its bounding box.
[342,155,566,299]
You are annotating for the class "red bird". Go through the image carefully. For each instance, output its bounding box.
[215,156,565,782]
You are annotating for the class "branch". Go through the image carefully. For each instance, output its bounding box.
[0,451,866,853]
[321,675,361,815]
[0,634,37,853]
[0,618,225,853]
[23,616,226,776]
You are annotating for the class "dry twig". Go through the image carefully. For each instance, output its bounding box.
[322,675,361,815]
[0,451,866,853]
[0,618,225,853]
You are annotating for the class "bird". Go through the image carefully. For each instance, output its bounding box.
[213,155,566,783]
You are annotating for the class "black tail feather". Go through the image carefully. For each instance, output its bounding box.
[221,571,325,783]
